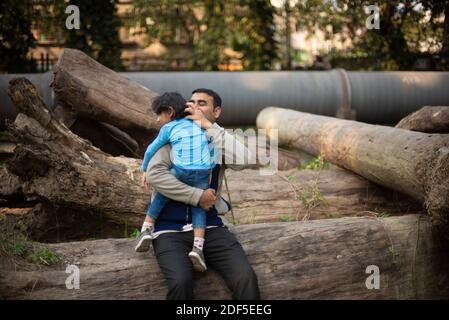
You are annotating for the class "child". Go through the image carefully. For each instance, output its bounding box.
[134,92,215,273]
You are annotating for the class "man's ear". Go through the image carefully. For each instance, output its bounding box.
[213,106,222,120]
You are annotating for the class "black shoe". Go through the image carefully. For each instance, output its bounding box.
[134,226,154,252]
[188,247,207,272]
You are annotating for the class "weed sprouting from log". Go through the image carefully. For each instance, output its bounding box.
[300,154,330,171]
[0,234,61,266]
[280,215,295,222]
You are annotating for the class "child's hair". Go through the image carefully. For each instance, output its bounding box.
[151,92,187,120]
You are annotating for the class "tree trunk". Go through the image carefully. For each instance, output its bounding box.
[257,107,449,228]
[51,48,160,153]
[395,106,449,133]
[1,215,448,299]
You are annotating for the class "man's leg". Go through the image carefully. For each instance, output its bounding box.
[152,231,195,300]
[204,227,261,300]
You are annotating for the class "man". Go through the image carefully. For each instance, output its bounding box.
[141,88,260,300]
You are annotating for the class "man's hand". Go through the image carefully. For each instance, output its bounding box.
[198,188,216,210]
[141,171,152,193]
[185,103,213,130]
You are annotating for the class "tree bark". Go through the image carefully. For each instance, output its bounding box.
[1,215,448,300]
[51,48,160,153]
[257,107,449,228]
[395,106,449,133]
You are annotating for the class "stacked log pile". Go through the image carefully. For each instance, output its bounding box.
[1,49,448,299]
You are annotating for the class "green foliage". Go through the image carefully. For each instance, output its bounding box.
[232,0,278,70]
[291,0,449,70]
[61,0,123,70]
[0,0,36,72]
[28,248,62,265]
[298,188,325,210]
[124,220,140,238]
[300,155,329,170]
[129,229,141,238]
[280,215,295,222]
[3,237,61,265]
[7,239,32,257]
[133,0,278,70]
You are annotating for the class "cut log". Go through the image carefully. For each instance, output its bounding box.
[51,48,160,152]
[224,168,423,224]
[5,77,149,227]
[1,215,448,299]
[257,107,449,228]
[396,106,449,133]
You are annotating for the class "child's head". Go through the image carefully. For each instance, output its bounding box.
[151,92,187,125]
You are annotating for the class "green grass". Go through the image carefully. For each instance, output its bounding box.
[27,248,61,265]
[124,221,141,238]
[129,229,140,238]
[3,238,61,266]
[280,215,295,222]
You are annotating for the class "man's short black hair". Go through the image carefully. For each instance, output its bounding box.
[151,92,187,120]
[192,88,222,109]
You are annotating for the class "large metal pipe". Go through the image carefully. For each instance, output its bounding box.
[1,70,449,129]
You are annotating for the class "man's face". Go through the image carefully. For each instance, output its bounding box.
[188,92,221,124]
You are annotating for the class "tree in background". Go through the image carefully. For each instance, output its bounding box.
[191,0,227,70]
[54,0,123,70]
[291,0,449,70]
[133,0,278,70]
[420,0,449,69]
[0,0,36,73]
[232,0,278,70]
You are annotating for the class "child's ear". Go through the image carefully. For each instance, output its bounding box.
[168,106,175,118]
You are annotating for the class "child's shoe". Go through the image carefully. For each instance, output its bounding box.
[188,247,207,272]
[134,226,154,252]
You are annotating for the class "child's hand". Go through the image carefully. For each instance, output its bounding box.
[185,103,212,130]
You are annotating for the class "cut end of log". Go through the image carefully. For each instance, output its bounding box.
[423,146,449,231]
[395,106,449,134]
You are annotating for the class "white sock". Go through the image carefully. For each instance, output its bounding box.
[141,221,154,233]
[193,237,205,251]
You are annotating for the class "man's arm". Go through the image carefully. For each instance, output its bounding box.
[146,144,208,206]
[205,123,253,170]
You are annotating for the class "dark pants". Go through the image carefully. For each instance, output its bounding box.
[152,226,261,300]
